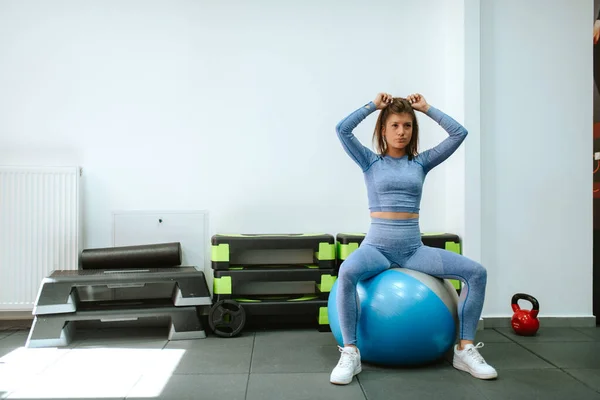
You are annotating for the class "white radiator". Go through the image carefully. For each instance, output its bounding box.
[0,166,80,311]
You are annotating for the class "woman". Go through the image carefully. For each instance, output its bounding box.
[330,92,497,385]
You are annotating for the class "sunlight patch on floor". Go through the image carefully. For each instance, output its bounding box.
[2,347,185,399]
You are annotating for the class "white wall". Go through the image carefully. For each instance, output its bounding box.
[478,0,593,317]
[6,0,591,321]
[463,0,482,265]
[442,0,466,236]
[0,0,464,251]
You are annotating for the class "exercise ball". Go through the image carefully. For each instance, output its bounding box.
[328,268,459,366]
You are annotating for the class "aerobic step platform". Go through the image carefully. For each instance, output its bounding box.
[336,233,463,291]
[210,266,335,336]
[231,296,328,325]
[211,234,336,270]
[213,265,336,299]
[26,300,206,348]
[32,267,212,315]
[209,295,329,337]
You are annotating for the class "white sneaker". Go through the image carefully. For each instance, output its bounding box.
[330,346,362,385]
[453,342,498,380]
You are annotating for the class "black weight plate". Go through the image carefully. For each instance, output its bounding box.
[209,300,246,338]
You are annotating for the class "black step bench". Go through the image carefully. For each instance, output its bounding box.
[32,267,212,315]
[26,300,206,348]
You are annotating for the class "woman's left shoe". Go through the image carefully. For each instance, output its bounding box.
[452,342,498,380]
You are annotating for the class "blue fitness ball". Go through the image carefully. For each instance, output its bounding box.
[328,268,459,366]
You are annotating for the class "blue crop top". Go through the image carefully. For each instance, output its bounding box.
[336,101,468,214]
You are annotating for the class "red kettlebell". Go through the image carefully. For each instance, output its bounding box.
[511,293,540,336]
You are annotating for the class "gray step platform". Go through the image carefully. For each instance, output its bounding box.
[33,267,212,315]
[26,303,206,348]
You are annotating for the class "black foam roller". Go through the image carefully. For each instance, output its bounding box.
[81,242,182,270]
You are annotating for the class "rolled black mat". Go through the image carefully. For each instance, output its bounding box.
[81,242,182,270]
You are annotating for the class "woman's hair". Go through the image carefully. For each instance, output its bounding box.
[372,98,419,160]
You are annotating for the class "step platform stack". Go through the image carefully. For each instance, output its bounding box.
[336,232,464,293]
[27,242,212,348]
[210,234,336,336]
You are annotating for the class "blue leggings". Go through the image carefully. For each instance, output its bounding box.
[337,218,487,345]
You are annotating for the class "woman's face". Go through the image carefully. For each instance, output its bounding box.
[383,112,413,151]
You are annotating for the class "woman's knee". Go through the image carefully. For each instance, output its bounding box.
[471,262,487,285]
[338,260,360,285]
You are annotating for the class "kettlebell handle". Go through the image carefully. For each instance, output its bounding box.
[511,293,539,316]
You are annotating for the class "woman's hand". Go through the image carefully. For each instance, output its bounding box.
[407,93,430,113]
[373,92,393,110]
[594,20,600,44]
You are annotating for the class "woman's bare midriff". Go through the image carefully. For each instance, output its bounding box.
[370,211,419,219]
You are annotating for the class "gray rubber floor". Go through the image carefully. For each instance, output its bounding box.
[0,323,599,400]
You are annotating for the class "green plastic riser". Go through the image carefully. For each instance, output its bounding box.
[213,276,232,295]
[317,243,336,261]
[319,307,328,325]
[338,243,359,261]
[211,244,230,262]
[318,275,336,293]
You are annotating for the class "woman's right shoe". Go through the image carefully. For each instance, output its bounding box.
[453,342,498,380]
[330,346,362,385]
